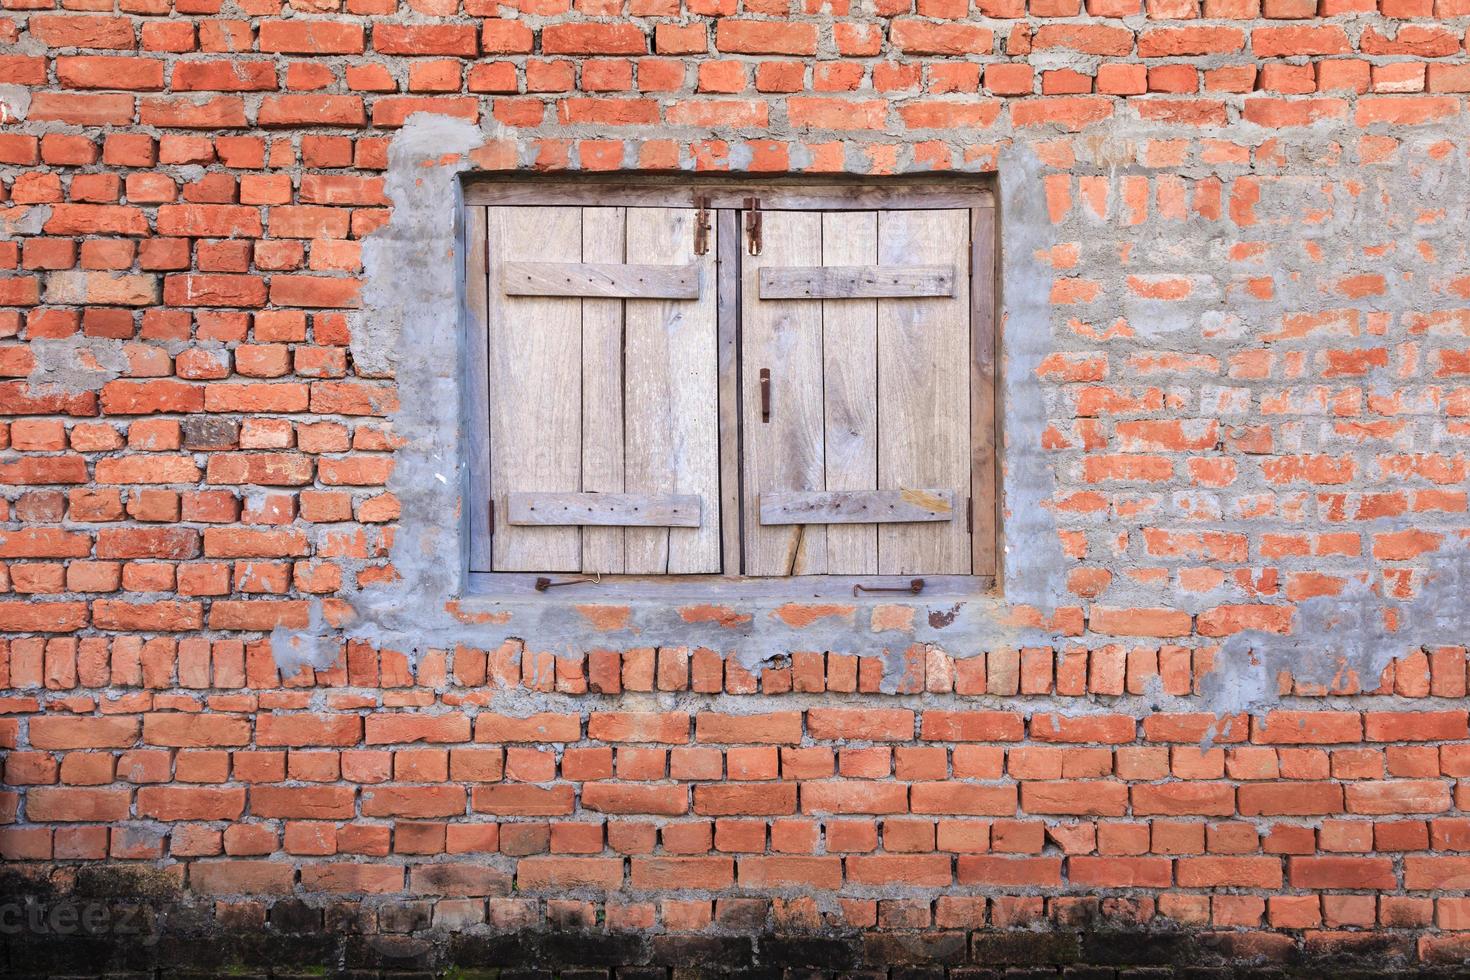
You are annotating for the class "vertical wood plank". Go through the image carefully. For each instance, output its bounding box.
[464,206,493,572]
[971,206,998,578]
[716,209,742,576]
[623,208,721,574]
[877,209,972,574]
[486,205,583,571]
[821,211,879,575]
[579,207,626,574]
[741,209,827,576]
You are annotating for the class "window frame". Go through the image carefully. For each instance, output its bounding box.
[461,175,1000,600]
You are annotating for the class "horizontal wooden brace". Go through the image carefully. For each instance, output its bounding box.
[502,261,701,299]
[758,264,954,300]
[506,492,703,527]
[758,489,955,525]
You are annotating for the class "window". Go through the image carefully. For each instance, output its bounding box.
[462,179,997,593]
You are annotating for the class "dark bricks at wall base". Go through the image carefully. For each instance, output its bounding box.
[3,0,1470,970]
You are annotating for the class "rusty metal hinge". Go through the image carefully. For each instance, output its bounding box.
[488,498,495,536]
[967,496,973,532]
[744,197,762,256]
[693,194,711,255]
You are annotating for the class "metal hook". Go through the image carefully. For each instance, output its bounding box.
[853,578,925,597]
[535,576,597,592]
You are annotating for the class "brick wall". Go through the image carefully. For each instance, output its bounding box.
[3,0,1470,972]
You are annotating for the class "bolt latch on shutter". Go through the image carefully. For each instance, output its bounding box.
[744,197,762,255]
[693,194,711,255]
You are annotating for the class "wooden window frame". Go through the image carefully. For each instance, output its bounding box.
[461,175,999,599]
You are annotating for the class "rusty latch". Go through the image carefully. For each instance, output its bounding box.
[535,576,596,592]
[759,368,771,423]
[693,194,711,255]
[744,197,762,256]
[853,578,925,597]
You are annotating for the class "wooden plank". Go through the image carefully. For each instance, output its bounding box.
[503,261,700,299]
[741,209,827,576]
[759,264,953,300]
[579,208,626,574]
[507,492,701,527]
[464,206,493,572]
[877,209,972,575]
[465,178,994,211]
[623,207,721,574]
[759,489,954,525]
[820,211,878,575]
[970,206,998,579]
[469,570,991,599]
[715,208,742,576]
[486,205,582,572]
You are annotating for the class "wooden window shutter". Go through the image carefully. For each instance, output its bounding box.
[483,205,721,574]
[740,208,974,576]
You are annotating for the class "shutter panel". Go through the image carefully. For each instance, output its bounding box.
[876,209,972,574]
[741,207,973,577]
[486,206,720,575]
[741,210,827,576]
[821,211,880,575]
[487,205,583,572]
[624,207,720,574]
[579,207,628,574]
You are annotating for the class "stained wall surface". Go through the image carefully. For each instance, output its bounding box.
[3,0,1470,972]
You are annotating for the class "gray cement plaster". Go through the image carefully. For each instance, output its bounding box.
[267,113,1470,731]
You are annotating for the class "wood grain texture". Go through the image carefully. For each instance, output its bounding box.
[466,178,994,211]
[507,492,702,527]
[503,261,700,299]
[623,207,721,574]
[486,205,582,571]
[468,570,990,599]
[820,211,879,575]
[759,489,954,525]
[741,209,827,576]
[464,206,493,572]
[579,208,626,574]
[759,264,953,300]
[970,206,998,578]
[877,209,972,575]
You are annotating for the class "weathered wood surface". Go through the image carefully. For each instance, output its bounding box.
[741,209,827,576]
[579,208,627,573]
[466,178,995,211]
[464,206,493,572]
[507,492,702,527]
[970,205,998,578]
[877,208,972,575]
[759,264,953,300]
[759,489,955,525]
[623,207,721,573]
[502,261,700,299]
[486,205,582,571]
[820,212,879,575]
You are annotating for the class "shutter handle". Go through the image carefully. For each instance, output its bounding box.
[759,368,771,423]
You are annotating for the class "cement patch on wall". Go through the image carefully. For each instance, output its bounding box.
[271,113,1470,726]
